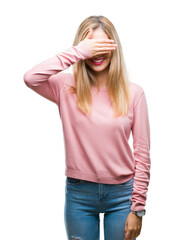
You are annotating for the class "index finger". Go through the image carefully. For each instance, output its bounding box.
[96,39,115,43]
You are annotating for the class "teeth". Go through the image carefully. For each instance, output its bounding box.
[93,58,104,63]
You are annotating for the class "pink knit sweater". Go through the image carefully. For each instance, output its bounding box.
[23,40,151,211]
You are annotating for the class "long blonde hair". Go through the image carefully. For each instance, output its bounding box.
[68,15,132,118]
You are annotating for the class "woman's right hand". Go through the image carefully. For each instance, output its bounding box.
[80,28,117,58]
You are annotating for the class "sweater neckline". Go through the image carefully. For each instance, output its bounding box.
[91,86,107,92]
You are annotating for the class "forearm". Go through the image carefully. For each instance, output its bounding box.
[23,41,92,104]
[23,41,92,88]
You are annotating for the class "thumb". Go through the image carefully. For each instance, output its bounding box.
[85,28,93,39]
[124,220,128,240]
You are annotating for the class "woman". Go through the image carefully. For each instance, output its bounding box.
[24,15,151,240]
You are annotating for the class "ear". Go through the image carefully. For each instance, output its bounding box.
[85,28,93,39]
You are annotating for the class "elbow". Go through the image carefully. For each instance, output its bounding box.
[23,72,32,88]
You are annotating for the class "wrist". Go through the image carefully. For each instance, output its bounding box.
[131,210,146,217]
[76,41,92,59]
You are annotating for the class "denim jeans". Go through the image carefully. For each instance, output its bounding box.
[64,176,136,240]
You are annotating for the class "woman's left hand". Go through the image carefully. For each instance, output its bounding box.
[124,212,142,240]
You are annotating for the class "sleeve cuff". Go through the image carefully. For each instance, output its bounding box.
[76,41,93,59]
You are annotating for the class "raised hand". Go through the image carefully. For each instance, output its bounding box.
[80,28,117,58]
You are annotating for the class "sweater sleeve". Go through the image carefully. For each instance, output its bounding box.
[23,40,92,105]
[130,90,151,212]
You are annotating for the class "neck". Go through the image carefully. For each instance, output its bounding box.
[93,69,108,87]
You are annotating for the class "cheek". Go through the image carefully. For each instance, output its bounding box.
[108,53,112,60]
[105,57,111,65]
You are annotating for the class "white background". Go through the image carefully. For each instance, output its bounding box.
[0,0,173,239]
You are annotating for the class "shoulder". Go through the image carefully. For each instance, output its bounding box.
[129,81,145,107]
[129,81,144,95]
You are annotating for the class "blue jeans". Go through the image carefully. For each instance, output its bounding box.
[64,176,136,240]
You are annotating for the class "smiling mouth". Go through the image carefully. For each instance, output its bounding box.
[92,58,105,62]
[90,58,106,65]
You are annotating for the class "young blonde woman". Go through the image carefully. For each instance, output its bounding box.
[24,15,151,240]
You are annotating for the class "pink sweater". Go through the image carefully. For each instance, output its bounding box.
[23,40,151,211]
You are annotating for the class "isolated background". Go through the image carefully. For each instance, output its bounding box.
[0,0,173,239]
